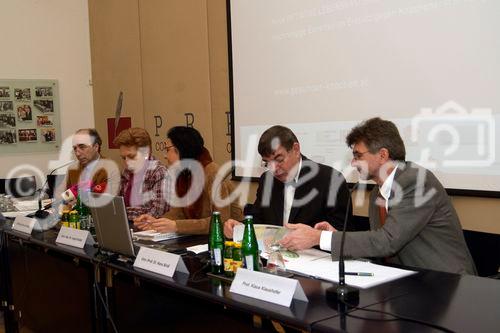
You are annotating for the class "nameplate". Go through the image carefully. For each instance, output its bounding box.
[133,247,189,277]
[55,226,95,248]
[12,216,36,234]
[230,268,308,307]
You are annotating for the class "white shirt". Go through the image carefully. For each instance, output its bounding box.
[81,158,100,183]
[319,165,398,252]
[378,164,397,212]
[129,160,149,207]
[283,158,302,225]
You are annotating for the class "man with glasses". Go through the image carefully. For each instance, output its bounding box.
[286,118,476,274]
[63,128,119,198]
[224,125,352,246]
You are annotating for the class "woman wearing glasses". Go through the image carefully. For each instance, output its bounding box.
[134,126,243,234]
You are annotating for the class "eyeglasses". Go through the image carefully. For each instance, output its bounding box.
[72,144,91,152]
[352,150,370,160]
[165,144,175,152]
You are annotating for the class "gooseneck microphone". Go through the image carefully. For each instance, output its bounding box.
[326,181,360,306]
[32,160,76,219]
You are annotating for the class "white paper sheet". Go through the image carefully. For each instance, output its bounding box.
[2,210,37,218]
[286,255,417,289]
[186,244,209,254]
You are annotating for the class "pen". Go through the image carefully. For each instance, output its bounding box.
[345,272,374,276]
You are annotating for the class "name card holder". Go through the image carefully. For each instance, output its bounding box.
[230,268,308,307]
[12,216,36,235]
[56,226,95,249]
[133,247,189,277]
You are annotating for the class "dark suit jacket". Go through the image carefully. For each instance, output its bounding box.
[331,161,477,275]
[251,156,352,230]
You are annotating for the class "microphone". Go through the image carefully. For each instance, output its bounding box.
[43,178,109,210]
[326,181,360,306]
[41,187,76,212]
[32,160,76,219]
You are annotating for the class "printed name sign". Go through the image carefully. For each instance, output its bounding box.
[56,226,95,248]
[230,268,308,307]
[133,247,189,277]
[12,216,36,234]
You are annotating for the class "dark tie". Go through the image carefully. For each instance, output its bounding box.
[376,193,387,227]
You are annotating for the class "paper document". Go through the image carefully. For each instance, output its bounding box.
[2,210,37,218]
[13,199,52,212]
[234,224,290,252]
[287,257,417,289]
[187,244,209,254]
[261,247,329,261]
[133,230,185,242]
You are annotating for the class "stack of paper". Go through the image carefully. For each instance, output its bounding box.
[2,210,36,218]
[133,230,182,242]
[284,249,417,289]
[186,244,209,254]
[2,199,53,218]
[13,199,52,211]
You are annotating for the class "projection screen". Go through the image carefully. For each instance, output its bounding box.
[228,0,500,195]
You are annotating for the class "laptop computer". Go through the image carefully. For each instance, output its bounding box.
[89,194,136,257]
[89,194,188,258]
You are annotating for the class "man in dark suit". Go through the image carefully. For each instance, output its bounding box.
[300,118,476,274]
[224,125,352,247]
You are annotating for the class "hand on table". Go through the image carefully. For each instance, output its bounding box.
[279,223,322,251]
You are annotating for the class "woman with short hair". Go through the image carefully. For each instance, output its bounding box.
[114,127,169,220]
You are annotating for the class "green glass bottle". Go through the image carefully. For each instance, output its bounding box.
[241,215,259,271]
[209,211,224,274]
[75,194,90,230]
[73,195,89,230]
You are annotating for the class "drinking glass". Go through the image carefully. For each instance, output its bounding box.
[266,243,286,274]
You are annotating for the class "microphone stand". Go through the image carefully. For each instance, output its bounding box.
[339,299,348,331]
[326,182,360,306]
[32,160,75,219]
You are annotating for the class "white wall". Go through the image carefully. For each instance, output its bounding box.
[0,0,94,185]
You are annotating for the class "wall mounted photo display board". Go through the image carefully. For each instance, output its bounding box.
[0,79,61,154]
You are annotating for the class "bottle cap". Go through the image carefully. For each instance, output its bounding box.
[244,215,253,220]
[212,211,221,215]
[224,241,233,246]
[233,242,242,248]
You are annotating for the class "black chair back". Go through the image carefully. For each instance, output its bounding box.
[0,176,37,197]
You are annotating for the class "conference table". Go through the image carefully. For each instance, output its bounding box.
[0,221,499,333]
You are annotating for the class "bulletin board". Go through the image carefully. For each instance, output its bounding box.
[0,79,61,153]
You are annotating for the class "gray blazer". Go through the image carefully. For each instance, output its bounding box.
[331,162,477,275]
